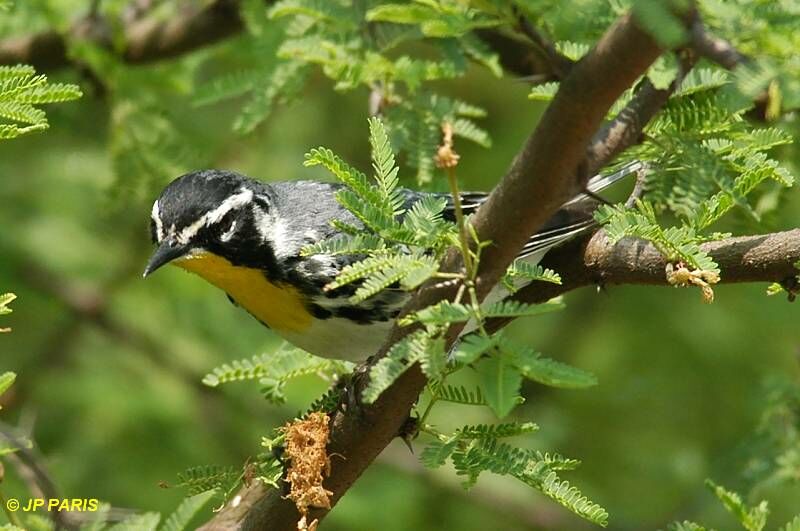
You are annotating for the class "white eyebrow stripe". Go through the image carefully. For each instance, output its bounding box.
[177,188,253,244]
[151,200,164,242]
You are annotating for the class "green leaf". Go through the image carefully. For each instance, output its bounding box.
[451,117,491,147]
[457,422,539,440]
[0,101,46,124]
[202,345,350,404]
[482,299,565,319]
[647,56,678,90]
[531,469,609,526]
[633,0,689,47]
[676,68,730,96]
[399,300,473,326]
[368,116,403,215]
[363,331,429,403]
[502,340,597,389]
[705,479,769,531]
[419,335,447,379]
[420,438,459,469]
[192,69,263,107]
[667,521,710,531]
[269,0,355,25]
[81,504,113,531]
[13,83,82,104]
[504,262,562,287]
[0,371,15,397]
[366,4,434,25]
[159,491,217,531]
[475,356,523,418]
[595,201,720,274]
[452,334,498,365]
[780,515,800,531]
[301,233,387,257]
[555,41,590,61]
[460,34,502,78]
[437,384,487,406]
[529,82,560,101]
[176,465,240,496]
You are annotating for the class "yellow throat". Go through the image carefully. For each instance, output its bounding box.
[174,251,313,332]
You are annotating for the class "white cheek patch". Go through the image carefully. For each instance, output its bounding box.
[151,200,164,242]
[253,200,293,258]
[177,188,254,244]
[270,217,292,258]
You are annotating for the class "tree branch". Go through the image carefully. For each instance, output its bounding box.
[586,50,697,174]
[512,7,574,80]
[689,18,748,70]
[2,0,563,81]
[0,0,244,70]
[200,10,664,531]
[490,229,800,320]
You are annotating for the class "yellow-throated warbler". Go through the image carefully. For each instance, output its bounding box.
[143,163,638,360]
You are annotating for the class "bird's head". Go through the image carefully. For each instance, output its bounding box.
[143,169,275,278]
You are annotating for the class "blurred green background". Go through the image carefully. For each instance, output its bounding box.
[1,6,800,531]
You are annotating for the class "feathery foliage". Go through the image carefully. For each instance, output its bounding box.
[0,65,81,140]
[665,479,800,531]
[202,343,352,404]
[593,77,794,300]
[0,292,14,333]
[299,116,604,523]
[175,466,240,497]
[190,0,586,183]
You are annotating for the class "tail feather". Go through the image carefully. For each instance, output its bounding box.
[564,161,643,206]
[517,161,642,259]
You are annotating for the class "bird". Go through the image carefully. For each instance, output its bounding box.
[143,163,638,361]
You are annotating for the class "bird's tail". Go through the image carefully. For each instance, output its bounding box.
[564,161,643,206]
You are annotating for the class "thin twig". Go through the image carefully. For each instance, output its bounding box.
[689,19,747,70]
[512,5,574,80]
[586,50,697,175]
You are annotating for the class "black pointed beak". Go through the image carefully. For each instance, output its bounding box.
[143,240,190,278]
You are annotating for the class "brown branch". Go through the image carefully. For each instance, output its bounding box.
[475,29,547,78]
[1,0,552,80]
[0,0,244,71]
[468,13,663,300]
[199,10,664,531]
[689,18,748,70]
[512,7,574,80]
[587,9,755,173]
[483,229,800,333]
[586,50,697,174]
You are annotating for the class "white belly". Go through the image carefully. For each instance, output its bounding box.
[278,316,395,361]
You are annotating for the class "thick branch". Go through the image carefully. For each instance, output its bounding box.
[3,1,562,81]
[509,229,800,308]
[469,12,663,300]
